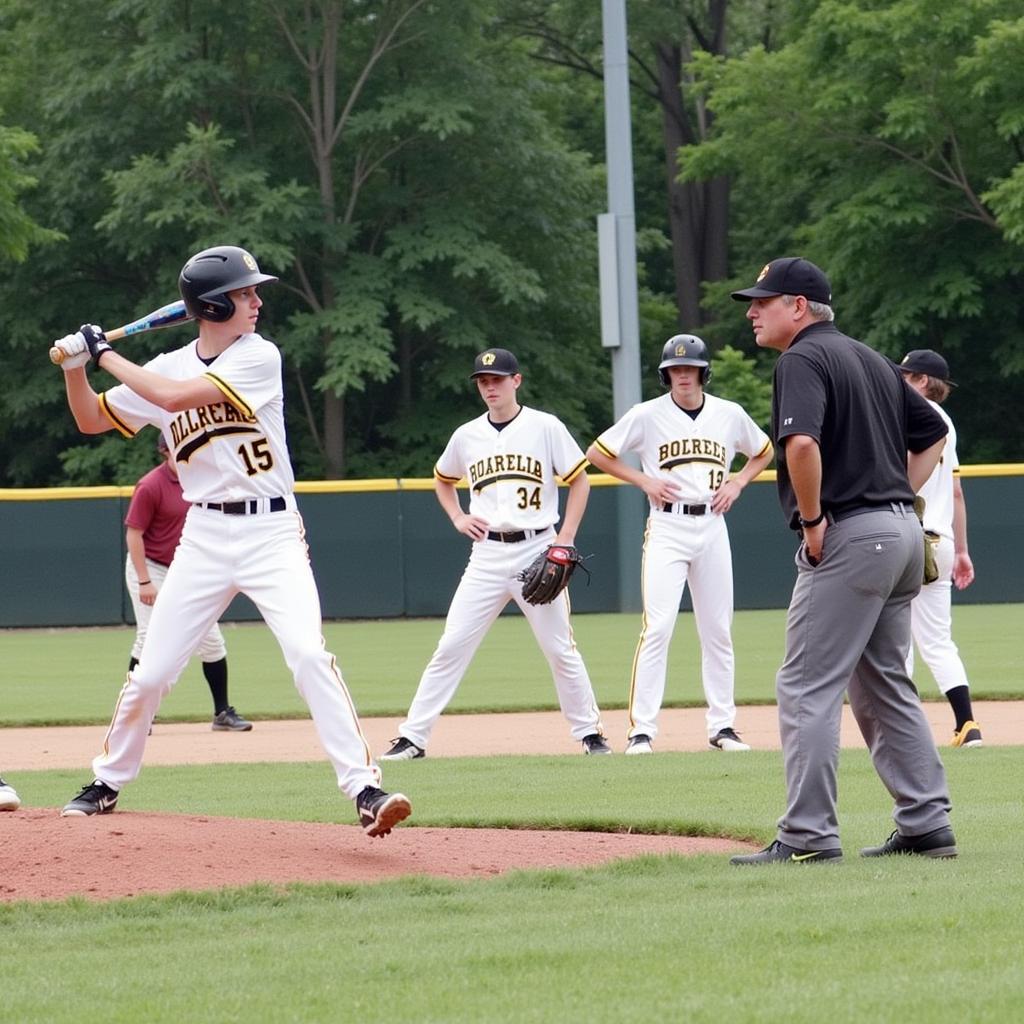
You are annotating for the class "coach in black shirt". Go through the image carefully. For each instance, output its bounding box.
[729,257,957,865]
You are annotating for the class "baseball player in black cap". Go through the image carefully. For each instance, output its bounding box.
[729,256,957,864]
[898,349,981,748]
[380,347,609,760]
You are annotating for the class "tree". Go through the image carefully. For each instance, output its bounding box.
[500,0,781,328]
[682,0,1024,459]
[0,0,609,484]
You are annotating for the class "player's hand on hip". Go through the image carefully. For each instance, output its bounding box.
[52,333,92,371]
[454,511,489,541]
[644,475,680,507]
[711,479,742,514]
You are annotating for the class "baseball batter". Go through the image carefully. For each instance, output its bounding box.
[586,335,773,754]
[50,245,410,838]
[899,350,981,747]
[380,348,609,760]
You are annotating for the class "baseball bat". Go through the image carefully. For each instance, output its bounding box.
[49,300,195,365]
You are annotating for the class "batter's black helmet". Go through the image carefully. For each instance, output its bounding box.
[658,334,712,386]
[178,245,278,323]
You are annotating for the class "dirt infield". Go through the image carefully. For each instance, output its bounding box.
[1,809,742,903]
[1,702,1016,902]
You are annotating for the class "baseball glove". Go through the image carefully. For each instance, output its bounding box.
[517,545,590,605]
[913,496,939,585]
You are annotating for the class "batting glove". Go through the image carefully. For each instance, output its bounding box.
[78,324,113,366]
[52,333,92,371]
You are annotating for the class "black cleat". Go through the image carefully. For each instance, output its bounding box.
[61,780,119,817]
[860,826,958,859]
[356,786,412,838]
[379,737,425,761]
[625,734,653,755]
[212,706,254,731]
[731,839,843,866]
[582,733,612,755]
[709,727,751,751]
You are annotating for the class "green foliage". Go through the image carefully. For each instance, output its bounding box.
[0,0,608,485]
[681,0,1024,459]
[2,1,1023,483]
[707,344,772,428]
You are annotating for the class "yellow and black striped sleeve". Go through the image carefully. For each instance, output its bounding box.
[433,465,462,485]
[98,393,136,438]
[203,373,254,419]
[560,456,589,484]
[591,438,617,460]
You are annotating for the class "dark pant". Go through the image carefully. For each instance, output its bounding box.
[775,505,952,849]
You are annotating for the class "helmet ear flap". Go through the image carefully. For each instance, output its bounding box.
[658,368,670,387]
[702,365,712,386]
[195,293,235,322]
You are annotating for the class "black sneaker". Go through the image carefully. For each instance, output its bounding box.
[731,839,843,866]
[860,826,958,859]
[212,706,253,731]
[582,733,612,755]
[61,780,119,817]
[624,734,653,755]
[709,727,751,751]
[356,786,412,838]
[379,737,425,761]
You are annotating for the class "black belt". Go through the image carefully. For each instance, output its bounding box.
[197,497,287,515]
[662,502,708,515]
[830,501,913,524]
[487,530,529,543]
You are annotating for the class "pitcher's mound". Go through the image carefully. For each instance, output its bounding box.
[2,809,749,903]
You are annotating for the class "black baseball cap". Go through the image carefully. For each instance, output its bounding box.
[900,349,956,385]
[731,257,832,305]
[470,348,520,378]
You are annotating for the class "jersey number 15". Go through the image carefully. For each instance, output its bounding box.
[239,438,274,476]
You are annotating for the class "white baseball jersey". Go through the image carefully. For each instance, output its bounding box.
[434,407,588,530]
[392,403,604,752]
[593,392,771,505]
[593,391,769,744]
[917,401,957,543]
[99,332,294,503]
[88,330,381,805]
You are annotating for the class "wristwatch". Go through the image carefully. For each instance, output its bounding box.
[798,510,826,528]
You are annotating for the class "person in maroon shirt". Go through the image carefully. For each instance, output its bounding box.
[125,434,252,731]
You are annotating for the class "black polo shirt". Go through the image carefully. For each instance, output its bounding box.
[772,320,948,529]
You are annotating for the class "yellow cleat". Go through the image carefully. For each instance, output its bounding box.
[951,720,983,748]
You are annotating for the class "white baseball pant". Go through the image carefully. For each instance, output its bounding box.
[906,535,969,693]
[399,530,603,749]
[628,511,737,740]
[94,505,380,799]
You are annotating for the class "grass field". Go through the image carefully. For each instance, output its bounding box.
[2,604,1020,726]
[2,608,1020,1022]
[2,750,1021,1023]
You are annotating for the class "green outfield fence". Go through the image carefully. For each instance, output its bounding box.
[1,466,1020,628]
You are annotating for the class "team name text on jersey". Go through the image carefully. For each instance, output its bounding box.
[658,437,727,471]
[468,453,544,492]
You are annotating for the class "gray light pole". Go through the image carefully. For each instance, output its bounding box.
[598,0,645,612]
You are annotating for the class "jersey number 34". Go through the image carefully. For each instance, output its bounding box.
[517,486,541,510]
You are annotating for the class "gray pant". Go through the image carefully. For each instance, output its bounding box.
[776,505,952,850]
